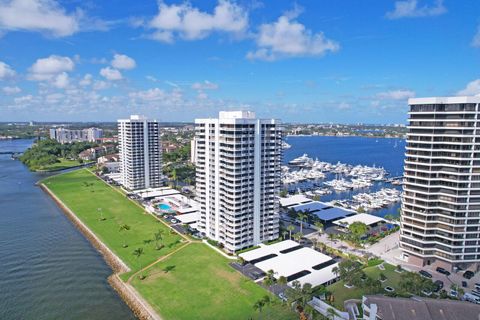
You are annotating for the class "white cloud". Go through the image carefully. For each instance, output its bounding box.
[79,74,93,86]
[28,55,74,81]
[0,61,16,79]
[337,102,351,110]
[2,86,21,94]
[386,0,446,19]
[53,72,69,88]
[93,80,110,90]
[472,26,480,48]
[247,15,339,61]
[129,88,183,105]
[197,91,208,100]
[0,0,79,37]
[377,89,415,100]
[148,0,248,42]
[192,80,219,90]
[457,79,480,96]
[111,54,136,70]
[100,67,122,81]
[146,75,159,82]
[14,94,33,104]
[129,88,167,101]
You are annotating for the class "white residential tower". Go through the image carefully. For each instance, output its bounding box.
[118,115,163,190]
[194,111,282,252]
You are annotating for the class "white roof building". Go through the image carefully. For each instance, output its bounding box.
[279,194,313,208]
[333,213,385,227]
[239,240,338,287]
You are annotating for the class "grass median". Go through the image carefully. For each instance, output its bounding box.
[43,169,183,275]
[132,242,296,320]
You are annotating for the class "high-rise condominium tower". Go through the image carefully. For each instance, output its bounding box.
[194,111,282,252]
[401,96,480,271]
[118,115,163,190]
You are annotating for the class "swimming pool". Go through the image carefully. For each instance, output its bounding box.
[158,203,172,211]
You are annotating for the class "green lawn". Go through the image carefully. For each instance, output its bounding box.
[327,263,404,310]
[43,169,183,274]
[132,243,296,320]
[37,158,84,171]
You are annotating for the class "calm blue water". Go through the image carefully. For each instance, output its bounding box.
[0,139,134,320]
[283,136,406,217]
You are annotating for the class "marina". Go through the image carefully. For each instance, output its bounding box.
[283,136,405,218]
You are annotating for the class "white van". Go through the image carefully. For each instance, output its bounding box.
[464,293,480,304]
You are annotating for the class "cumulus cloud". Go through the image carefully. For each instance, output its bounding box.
[93,80,110,90]
[100,67,122,81]
[111,54,136,70]
[386,0,446,19]
[79,74,93,86]
[457,79,480,96]
[191,80,219,90]
[0,0,79,37]
[377,89,416,100]
[147,0,248,42]
[2,86,21,94]
[52,72,69,88]
[246,14,339,61]
[0,61,16,79]
[28,55,74,81]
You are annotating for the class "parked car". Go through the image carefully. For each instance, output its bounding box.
[278,292,287,302]
[419,270,433,278]
[464,293,480,304]
[384,286,395,293]
[462,281,468,288]
[472,290,480,297]
[475,283,480,291]
[436,267,451,276]
[464,271,475,279]
[434,280,444,291]
[450,290,458,298]
[422,289,432,296]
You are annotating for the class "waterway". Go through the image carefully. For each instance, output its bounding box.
[0,139,134,320]
[284,136,406,217]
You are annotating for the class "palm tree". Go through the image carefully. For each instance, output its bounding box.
[287,225,295,239]
[278,276,287,286]
[297,213,307,233]
[253,299,265,320]
[97,207,105,221]
[314,221,324,234]
[133,247,145,279]
[311,238,318,250]
[282,230,288,240]
[119,224,130,248]
[293,232,303,242]
[154,230,164,250]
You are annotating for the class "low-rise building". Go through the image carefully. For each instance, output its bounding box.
[362,295,480,320]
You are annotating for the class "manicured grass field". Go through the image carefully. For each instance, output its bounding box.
[327,263,404,309]
[43,169,183,273]
[38,158,85,171]
[132,243,296,320]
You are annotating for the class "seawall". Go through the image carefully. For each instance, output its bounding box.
[40,183,161,320]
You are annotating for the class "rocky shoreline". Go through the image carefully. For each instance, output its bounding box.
[41,183,161,320]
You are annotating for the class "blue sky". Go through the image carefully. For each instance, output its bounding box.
[0,0,479,123]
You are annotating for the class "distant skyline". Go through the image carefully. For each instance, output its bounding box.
[0,0,479,123]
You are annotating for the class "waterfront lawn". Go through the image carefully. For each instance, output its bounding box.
[38,158,83,171]
[132,243,296,320]
[327,263,404,310]
[43,169,182,272]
